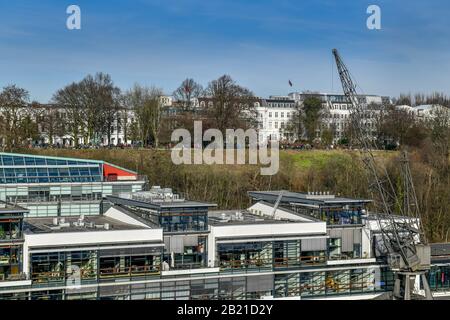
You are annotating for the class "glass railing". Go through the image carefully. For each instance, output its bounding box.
[99,265,160,279]
[217,256,327,273]
[0,273,28,282]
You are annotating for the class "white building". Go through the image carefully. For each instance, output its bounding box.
[255,92,389,144]
[23,95,174,147]
[255,96,297,143]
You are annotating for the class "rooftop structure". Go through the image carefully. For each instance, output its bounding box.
[107,188,216,234]
[22,215,147,234]
[248,190,372,205]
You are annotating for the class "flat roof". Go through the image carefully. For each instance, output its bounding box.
[431,243,450,256]
[0,201,29,214]
[23,215,147,234]
[107,195,217,210]
[208,209,301,226]
[248,190,372,206]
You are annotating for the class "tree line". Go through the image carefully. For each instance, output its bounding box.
[0,73,256,150]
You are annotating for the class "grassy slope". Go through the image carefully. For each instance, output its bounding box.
[10,147,450,242]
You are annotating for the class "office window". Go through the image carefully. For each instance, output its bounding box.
[300,272,325,297]
[328,238,341,259]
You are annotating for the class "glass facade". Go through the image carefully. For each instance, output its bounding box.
[159,209,208,233]
[294,206,363,226]
[0,245,21,281]
[218,242,273,271]
[163,236,207,270]
[0,153,144,217]
[99,247,161,279]
[217,240,326,272]
[0,217,21,241]
[0,209,24,281]
[30,247,162,285]
[0,268,384,300]
[0,154,103,184]
[274,268,378,298]
[428,265,450,291]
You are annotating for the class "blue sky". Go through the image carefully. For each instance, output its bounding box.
[0,0,449,102]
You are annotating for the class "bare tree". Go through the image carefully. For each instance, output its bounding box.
[376,105,417,147]
[52,82,85,147]
[173,78,203,111]
[204,75,257,133]
[426,106,450,174]
[52,73,120,147]
[394,93,412,106]
[0,85,32,149]
[300,97,323,143]
[124,84,164,147]
[285,104,304,142]
[78,73,119,145]
[32,102,66,146]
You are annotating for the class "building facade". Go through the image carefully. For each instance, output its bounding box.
[2,95,174,148]
[0,153,146,217]
[1,176,447,300]
[254,92,390,144]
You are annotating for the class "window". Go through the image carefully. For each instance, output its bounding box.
[218,242,273,271]
[300,272,325,297]
[326,270,350,294]
[328,238,341,259]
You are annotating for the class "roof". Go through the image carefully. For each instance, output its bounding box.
[0,201,29,215]
[248,190,371,206]
[23,215,147,234]
[208,209,297,226]
[431,243,450,257]
[107,194,217,210]
[0,152,103,164]
[0,152,138,175]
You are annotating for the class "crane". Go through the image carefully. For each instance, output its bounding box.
[332,49,432,300]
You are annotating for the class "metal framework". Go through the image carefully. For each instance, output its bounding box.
[332,49,432,300]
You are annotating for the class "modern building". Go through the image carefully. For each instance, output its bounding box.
[0,153,146,217]
[2,184,448,300]
[429,243,450,296]
[0,202,27,282]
